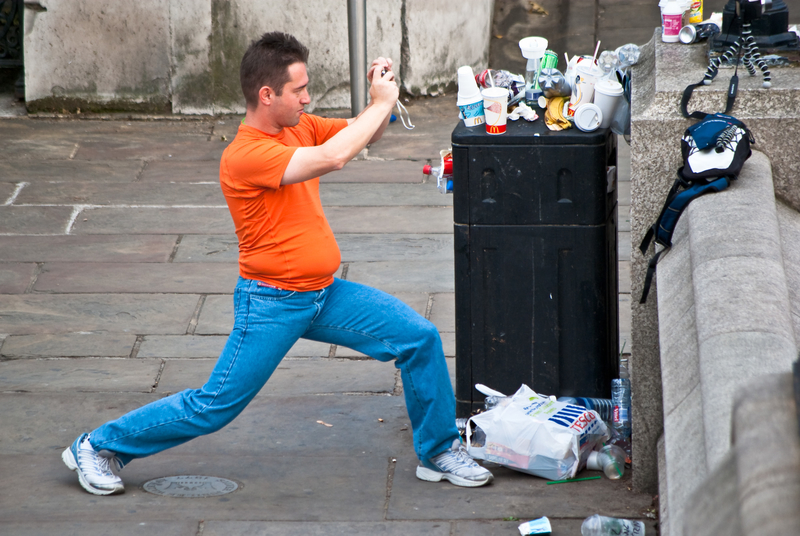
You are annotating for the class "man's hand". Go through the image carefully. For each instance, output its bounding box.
[367,57,399,108]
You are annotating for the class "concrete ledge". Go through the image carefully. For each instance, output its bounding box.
[656,150,798,534]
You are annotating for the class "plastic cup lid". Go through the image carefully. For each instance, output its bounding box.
[594,79,624,96]
[519,36,548,59]
[574,103,603,132]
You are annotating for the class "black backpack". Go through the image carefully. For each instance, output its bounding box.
[639,112,754,303]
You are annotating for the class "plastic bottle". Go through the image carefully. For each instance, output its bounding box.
[581,514,645,536]
[586,445,627,479]
[557,396,613,423]
[660,1,685,43]
[611,358,632,441]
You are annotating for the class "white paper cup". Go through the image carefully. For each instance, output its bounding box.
[481,87,508,135]
[457,66,485,127]
[593,79,624,129]
[574,103,603,132]
[568,63,601,117]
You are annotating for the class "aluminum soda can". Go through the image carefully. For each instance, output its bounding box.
[542,50,558,71]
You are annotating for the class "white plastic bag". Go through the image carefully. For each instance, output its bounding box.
[466,384,609,480]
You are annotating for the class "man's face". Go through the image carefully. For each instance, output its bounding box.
[272,62,311,128]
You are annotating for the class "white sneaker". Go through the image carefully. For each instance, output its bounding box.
[416,439,494,487]
[62,433,125,495]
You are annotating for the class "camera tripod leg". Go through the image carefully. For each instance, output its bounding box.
[741,34,772,88]
[704,38,743,85]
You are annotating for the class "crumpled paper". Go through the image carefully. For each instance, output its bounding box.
[508,102,538,122]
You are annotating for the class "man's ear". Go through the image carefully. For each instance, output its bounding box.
[259,86,274,106]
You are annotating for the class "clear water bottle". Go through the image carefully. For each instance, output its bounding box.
[581,514,645,536]
[611,358,632,441]
[557,396,613,423]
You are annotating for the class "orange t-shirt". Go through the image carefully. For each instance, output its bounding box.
[219,114,348,291]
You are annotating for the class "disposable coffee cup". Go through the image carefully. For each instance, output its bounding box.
[481,87,508,135]
[457,66,485,127]
[593,79,624,129]
[573,103,603,132]
[568,63,601,117]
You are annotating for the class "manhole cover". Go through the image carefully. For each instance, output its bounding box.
[142,475,240,498]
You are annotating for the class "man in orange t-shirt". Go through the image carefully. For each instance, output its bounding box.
[62,32,492,496]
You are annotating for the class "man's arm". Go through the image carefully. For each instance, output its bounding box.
[281,59,397,185]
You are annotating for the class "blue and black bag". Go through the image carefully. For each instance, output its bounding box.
[638,112,754,303]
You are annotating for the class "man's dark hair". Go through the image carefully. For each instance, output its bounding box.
[240,32,309,108]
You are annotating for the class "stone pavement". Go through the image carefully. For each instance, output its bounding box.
[0,96,648,534]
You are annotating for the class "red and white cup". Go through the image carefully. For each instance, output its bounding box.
[481,87,508,135]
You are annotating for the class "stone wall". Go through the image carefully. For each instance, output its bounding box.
[23,0,494,114]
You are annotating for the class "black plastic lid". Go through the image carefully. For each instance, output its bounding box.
[452,116,609,146]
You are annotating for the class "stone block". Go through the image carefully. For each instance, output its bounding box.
[682,451,743,536]
[325,206,453,234]
[346,261,454,293]
[0,294,199,335]
[0,263,35,294]
[698,331,796,469]
[0,206,74,234]
[33,262,239,294]
[0,235,177,263]
[16,182,226,206]
[24,0,172,112]
[0,358,161,393]
[322,160,425,184]
[156,357,397,396]
[320,183,450,207]
[71,207,235,235]
[0,160,143,183]
[0,332,136,358]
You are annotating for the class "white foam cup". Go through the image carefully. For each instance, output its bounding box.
[568,63,601,117]
[573,103,603,132]
[457,66,485,127]
[593,79,624,129]
[481,87,508,135]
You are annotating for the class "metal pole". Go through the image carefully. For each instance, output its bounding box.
[347,0,368,116]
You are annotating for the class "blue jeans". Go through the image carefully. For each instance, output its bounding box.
[90,277,459,466]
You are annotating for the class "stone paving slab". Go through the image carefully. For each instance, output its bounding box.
[138,335,330,359]
[1,521,198,536]
[339,234,453,262]
[0,263,35,293]
[155,357,397,396]
[619,231,631,261]
[388,456,653,521]
[0,454,390,523]
[346,261,455,293]
[72,207,234,235]
[0,160,144,182]
[0,181,15,202]
[619,260,631,294]
[322,159,426,183]
[325,206,453,234]
[203,521,452,536]
[16,181,226,206]
[74,138,229,162]
[0,358,161,393]
[428,293,455,332]
[0,235,178,262]
[0,206,74,234]
[0,294,199,335]
[34,262,239,294]
[0,138,79,160]
[174,234,455,264]
[320,183,450,206]
[172,235,240,262]
[619,204,631,232]
[0,392,162,454]
[139,160,221,183]
[0,332,136,358]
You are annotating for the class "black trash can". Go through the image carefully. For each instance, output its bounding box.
[452,118,618,417]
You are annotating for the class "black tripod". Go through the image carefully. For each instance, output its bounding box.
[703,21,772,88]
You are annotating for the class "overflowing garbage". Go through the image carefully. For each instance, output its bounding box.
[457,36,640,136]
